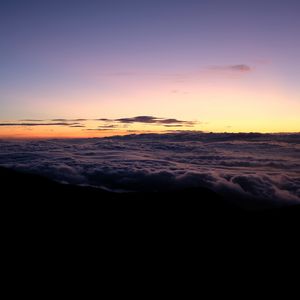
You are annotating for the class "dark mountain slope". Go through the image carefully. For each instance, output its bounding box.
[1,165,299,267]
[1,166,299,223]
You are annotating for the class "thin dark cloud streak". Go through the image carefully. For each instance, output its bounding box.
[163,125,184,127]
[92,63,253,84]
[208,64,252,72]
[85,128,113,131]
[98,125,118,129]
[50,118,87,122]
[0,122,79,127]
[12,116,195,125]
[115,116,195,126]
[1,116,197,130]
[157,64,253,83]
[20,119,44,122]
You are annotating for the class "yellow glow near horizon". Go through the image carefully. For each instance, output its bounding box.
[1,69,299,137]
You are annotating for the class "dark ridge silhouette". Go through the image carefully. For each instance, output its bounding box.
[1,165,300,266]
[1,166,299,225]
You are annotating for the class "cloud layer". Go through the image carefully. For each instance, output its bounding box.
[0,132,299,207]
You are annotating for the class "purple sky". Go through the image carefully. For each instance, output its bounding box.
[0,0,299,134]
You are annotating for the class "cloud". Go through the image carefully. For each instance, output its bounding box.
[84,124,120,131]
[229,64,252,72]
[116,116,158,124]
[20,119,44,122]
[159,118,186,124]
[85,128,114,131]
[50,118,87,122]
[209,64,252,73]
[0,122,79,127]
[0,132,299,208]
[115,116,195,126]
[98,125,118,129]
[0,115,197,132]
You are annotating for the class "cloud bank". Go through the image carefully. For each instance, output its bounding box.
[0,132,299,207]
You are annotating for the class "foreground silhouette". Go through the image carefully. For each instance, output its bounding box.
[2,164,300,272]
[1,166,299,226]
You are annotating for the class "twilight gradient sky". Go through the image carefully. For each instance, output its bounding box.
[0,0,300,137]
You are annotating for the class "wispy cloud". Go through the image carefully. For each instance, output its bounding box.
[0,122,79,127]
[95,118,110,121]
[98,125,118,129]
[0,116,197,131]
[208,64,252,73]
[20,119,44,122]
[115,116,195,126]
[69,125,86,128]
[92,64,253,83]
[85,128,114,131]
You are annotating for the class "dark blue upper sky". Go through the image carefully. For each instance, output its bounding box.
[2,0,299,69]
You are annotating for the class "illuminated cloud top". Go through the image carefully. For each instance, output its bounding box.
[0,132,299,206]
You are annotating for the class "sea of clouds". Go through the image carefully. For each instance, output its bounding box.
[0,132,299,206]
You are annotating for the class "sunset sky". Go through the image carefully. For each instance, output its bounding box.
[1,0,300,138]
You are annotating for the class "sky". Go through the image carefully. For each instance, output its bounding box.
[0,0,300,137]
